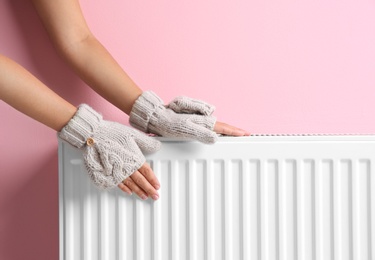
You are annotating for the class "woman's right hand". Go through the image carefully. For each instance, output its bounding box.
[118,162,160,200]
[58,104,161,200]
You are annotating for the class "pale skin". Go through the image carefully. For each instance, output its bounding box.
[1,0,250,200]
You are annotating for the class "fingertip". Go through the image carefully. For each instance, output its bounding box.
[229,127,251,137]
[240,128,251,136]
[238,129,251,136]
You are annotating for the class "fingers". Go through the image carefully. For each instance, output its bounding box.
[214,121,251,136]
[122,176,149,200]
[138,162,160,190]
[118,162,160,200]
[118,182,132,195]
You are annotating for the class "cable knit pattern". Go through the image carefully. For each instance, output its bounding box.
[59,104,161,189]
[129,91,218,144]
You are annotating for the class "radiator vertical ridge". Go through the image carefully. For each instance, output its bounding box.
[171,160,179,260]
[206,160,215,260]
[275,160,280,260]
[115,193,120,260]
[65,162,78,260]
[117,191,126,260]
[312,161,317,260]
[261,160,280,260]
[257,160,262,260]
[169,161,173,260]
[316,160,334,259]
[83,173,93,260]
[188,160,196,260]
[299,159,316,260]
[213,159,225,260]
[162,160,172,260]
[224,160,233,260]
[220,160,225,260]
[348,161,354,260]
[335,160,354,260]
[260,159,266,260]
[152,160,161,260]
[238,160,244,260]
[353,159,371,260]
[292,160,299,260]
[241,160,250,260]
[370,159,375,260]
[367,160,373,260]
[202,161,208,260]
[280,160,297,260]
[329,160,335,260]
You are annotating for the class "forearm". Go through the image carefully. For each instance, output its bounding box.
[57,35,142,115]
[0,54,76,131]
[31,0,142,115]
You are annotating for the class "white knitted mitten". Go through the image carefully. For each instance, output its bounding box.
[129,91,218,144]
[59,104,161,189]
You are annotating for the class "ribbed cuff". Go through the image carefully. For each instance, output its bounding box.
[58,104,102,148]
[129,91,164,132]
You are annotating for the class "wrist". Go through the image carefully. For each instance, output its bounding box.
[58,104,102,148]
[129,91,164,132]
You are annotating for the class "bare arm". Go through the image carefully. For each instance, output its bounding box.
[31,0,250,136]
[0,54,160,199]
[0,45,245,199]
[31,0,142,115]
[0,54,76,131]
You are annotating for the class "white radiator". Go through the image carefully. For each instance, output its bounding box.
[59,135,375,260]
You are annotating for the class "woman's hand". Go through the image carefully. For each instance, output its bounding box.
[214,121,251,136]
[118,162,160,200]
[129,91,250,143]
[58,104,161,200]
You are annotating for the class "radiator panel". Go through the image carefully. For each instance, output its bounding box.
[59,136,375,260]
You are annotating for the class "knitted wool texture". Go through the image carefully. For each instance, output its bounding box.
[58,104,161,189]
[129,91,218,144]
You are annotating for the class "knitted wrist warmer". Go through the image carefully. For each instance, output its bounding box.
[58,104,101,149]
[129,91,163,133]
[59,104,161,189]
[129,91,218,144]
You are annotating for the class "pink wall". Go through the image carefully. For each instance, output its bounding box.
[1,0,375,259]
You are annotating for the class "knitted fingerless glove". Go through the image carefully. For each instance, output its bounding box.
[58,104,161,189]
[129,91,218,144]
